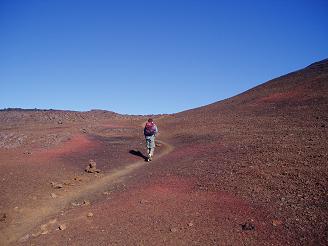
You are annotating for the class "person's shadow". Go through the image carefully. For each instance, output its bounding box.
[129,150,148,161]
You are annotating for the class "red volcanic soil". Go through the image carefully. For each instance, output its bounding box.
[25,176,285,245]
[35,134,99,159]
[1,59,328,245]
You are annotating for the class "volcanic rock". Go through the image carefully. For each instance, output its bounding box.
[71,202,79,207]
[50,181,63,189]
[71,200,90,207]
[83,200,91,206]
[85,159,100,173]
[241,222,255,231]
[0,213,7,222]
[139,199,150,204]
[272,219,283,226]
[170,227,178,232]
[73,176,83,181]
[89,159,96,168]
[59,224,66,230]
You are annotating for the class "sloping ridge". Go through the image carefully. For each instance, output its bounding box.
[156,58,328,244]
[176,58,328,117]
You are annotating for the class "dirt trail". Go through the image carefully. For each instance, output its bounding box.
[0,140,174,245]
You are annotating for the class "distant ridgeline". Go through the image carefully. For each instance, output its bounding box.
[0,108,112,113]
[0,108,57,112]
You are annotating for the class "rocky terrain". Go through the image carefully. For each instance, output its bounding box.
[0,59,327,245]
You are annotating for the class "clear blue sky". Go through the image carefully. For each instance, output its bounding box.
[1,0,327,115]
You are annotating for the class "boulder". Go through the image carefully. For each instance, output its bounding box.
[85,159,100,173]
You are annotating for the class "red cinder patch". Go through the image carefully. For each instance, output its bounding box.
[255,83,311,105]
[36,134,99,159]
[258,91,301,103]
[51,175,286,245]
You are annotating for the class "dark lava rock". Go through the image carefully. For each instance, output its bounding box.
[89,159,97,168]
[59,224,66,230]
[50,182,63,189]
[241,222,255,231]
[0,213,7,222]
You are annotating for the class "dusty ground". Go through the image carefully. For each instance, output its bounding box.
[0,59,327,245]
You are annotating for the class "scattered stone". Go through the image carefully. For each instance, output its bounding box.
[71,202,80,207]
[57,120,63,124]
[51,182,63,189]
[74,176,83,181]
[83,200,90,206]
[139,199,150,204]
[64,181,74,186]
[188,222,194,227]
[87,212,94,217]
[59,224,66,230]
[272,219,283,226]
[81,128,87,133]
[33,220,56,237]
[85,159,100,173]
[170,227,178,233]
[51,193,57,198]
[0,213,7,222]
[89,159,96,168]
[71,200,90,207]
[241,222,255,231]
[19,234,30,242]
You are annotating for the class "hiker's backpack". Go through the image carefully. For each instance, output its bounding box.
[144,122,156,136]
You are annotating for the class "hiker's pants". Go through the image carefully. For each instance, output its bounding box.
[145,135,155,157]
[147,147,154,157]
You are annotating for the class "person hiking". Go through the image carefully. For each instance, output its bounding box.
[144,118,158,162]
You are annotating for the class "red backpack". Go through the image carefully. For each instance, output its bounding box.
[144,122,156,136]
